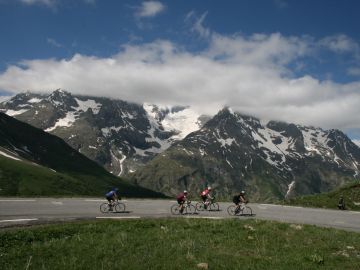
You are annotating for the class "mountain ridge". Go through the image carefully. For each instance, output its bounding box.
[131,108,360,201]
[0,89,207,176]
[1,90,359,200]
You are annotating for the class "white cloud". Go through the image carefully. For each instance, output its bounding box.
[185,11,211,39]
[20,0,57,7]
[320,34,360,54]
[1,33,360,132]
[19,0,96,8]
[348,67,360,76]
[0,95,12,103]
[47,38,62,48]
[136,1,165,18]
[207,33,309,67]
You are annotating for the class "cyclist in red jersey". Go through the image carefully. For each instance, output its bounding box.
[200,186,213,209]
[176,190,188,213]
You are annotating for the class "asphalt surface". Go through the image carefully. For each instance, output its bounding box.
[1,198,360,232]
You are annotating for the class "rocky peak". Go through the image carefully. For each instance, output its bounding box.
[47,89,78,109]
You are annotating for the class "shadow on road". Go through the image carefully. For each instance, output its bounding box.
[104,211,133,214]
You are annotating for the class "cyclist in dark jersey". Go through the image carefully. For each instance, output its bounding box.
[233,191,247,213]
[105,188,119,210]
[176,190,188,213]
[338,195,346,210]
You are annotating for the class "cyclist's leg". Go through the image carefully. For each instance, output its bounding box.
[204,196,210,209]
[106,197,112,205]
[201,196,207,203]
[240,202,246,211]
[109,197,115,210]
[234,203,240,213]
[177,199,184,213]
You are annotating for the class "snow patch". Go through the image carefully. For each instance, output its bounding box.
[143,103,202,140]
[199,148,206,156]
[28,98,42,103]
[285,181,296,198]
[134,147,148,157]
[101,126,124,137]
[218,138,235,148]
[6,109,28,116]
[226,158,233,168]
[45,111,77,132]
[110,150,126,176]
[161,107,202,139]
[142,104,172,153]
[353,139,360,148]
[75,98,102,114]
[0,150,21,161]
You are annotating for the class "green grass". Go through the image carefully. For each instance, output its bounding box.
[0,155,165,198]
[0,113,165,198]
[1,219,360,269]
[285,181,360,211]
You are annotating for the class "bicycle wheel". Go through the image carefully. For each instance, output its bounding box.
[185,204,196,215]
[195,202,205,211]
[100,203,110,213]
[241,206,253,216]
[210,202,219,211]
[115,202,126,212]
[227,205,236,216]
[171,204,181,215]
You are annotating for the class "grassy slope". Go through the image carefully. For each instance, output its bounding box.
[1,219,360,270]
[0,155,164,197]
[0,113,165,198]
[285,181,360,210]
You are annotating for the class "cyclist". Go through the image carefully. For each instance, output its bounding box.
[338,195,346,210]
[200,186,213,209]
[233,191,247,213]
[176,190,188,214]
[105,188,119,210]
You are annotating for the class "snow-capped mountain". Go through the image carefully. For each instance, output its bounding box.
[132,108,360,200]
[0,90,207,175]
[2,90,359,201]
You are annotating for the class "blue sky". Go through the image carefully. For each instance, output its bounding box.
[0,0,360,142]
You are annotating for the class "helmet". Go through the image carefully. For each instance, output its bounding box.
[208,186,212,190]
[184,190,188,194]
[240,190,245,194]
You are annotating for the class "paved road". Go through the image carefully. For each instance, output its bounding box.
[1,198,360,232]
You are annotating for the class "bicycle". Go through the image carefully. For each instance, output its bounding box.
[195,197,220,212]
[171,200,196,215]
[100,200,126,213]
[227,203,253,216]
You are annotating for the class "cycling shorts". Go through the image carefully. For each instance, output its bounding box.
[177,199,185,205]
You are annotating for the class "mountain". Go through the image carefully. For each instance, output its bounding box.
[0,90,208,176]
[2,90,359,201]
[131,108,360,201]
[0,112,164,197]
